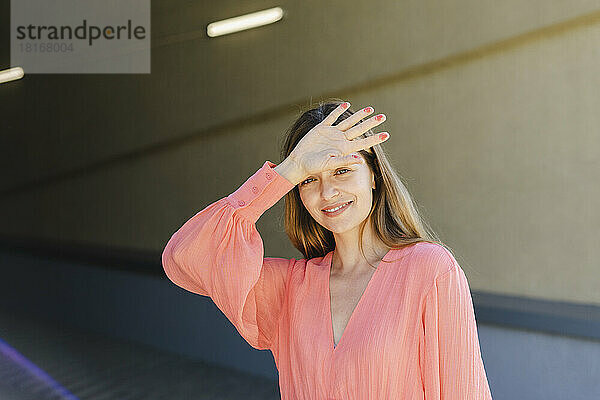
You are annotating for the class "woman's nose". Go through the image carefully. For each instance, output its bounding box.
[320,185,339,199]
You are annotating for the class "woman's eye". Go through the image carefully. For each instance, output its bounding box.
[300,169,350,186]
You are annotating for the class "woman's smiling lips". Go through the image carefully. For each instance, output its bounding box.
[322,201,353,217]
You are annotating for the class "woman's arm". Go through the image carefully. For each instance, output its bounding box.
[162,160,296,350]
[419,255,493,399]
[273,155,305,186]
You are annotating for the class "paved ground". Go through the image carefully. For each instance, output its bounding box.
[0,309,280,400]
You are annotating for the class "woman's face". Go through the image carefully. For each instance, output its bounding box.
[298,157,376,234]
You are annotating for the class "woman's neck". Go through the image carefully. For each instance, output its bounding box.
[331,233,389,275]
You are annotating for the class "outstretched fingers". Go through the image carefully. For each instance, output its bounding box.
[321,101,350,126]
[344,113,386,140]
[334,105,375,131]
[348,131,390,154]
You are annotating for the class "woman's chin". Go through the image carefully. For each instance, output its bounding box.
[319,220,360,234]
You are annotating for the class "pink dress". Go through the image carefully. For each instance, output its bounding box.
[162,160,493,399]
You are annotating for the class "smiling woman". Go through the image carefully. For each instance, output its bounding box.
[279,100,437,263]
[162,99,493,399]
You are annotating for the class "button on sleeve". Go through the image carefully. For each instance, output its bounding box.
[227,160,296,222]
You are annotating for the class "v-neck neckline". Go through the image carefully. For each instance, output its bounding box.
[325,248,393,354]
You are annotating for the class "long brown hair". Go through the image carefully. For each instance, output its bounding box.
[279,99,450,267]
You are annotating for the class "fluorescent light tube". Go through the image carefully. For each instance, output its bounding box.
[0,67,24,84]
[207,7,284,37]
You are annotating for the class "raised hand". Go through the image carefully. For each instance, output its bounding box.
[288,102,389,180]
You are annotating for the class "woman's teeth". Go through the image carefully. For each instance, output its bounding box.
[323,201,352,213]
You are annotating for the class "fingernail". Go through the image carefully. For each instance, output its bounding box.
[363,106,373,113]
[379,132,389,140]
[352,154,360,158]
[375,114,385,121]
[341,102,350,109]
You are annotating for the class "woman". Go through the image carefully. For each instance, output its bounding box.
[162,100,493,399]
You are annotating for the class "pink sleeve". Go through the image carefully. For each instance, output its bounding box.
[161,161,297,350]
[420,255,493,399]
